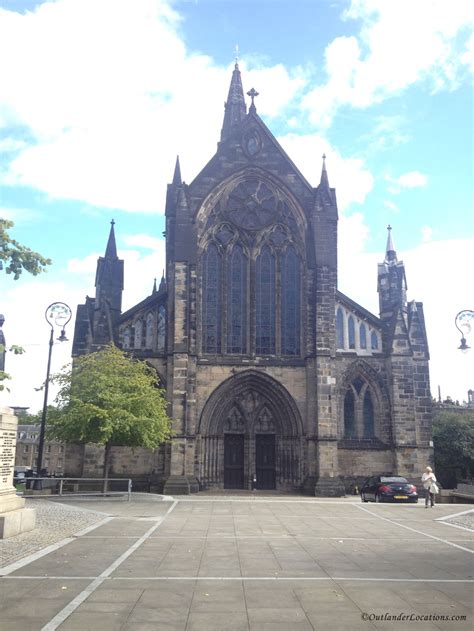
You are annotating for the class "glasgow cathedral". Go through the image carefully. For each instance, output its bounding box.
[72,63,433,495]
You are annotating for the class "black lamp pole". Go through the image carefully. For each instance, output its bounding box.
[36,302,71,477]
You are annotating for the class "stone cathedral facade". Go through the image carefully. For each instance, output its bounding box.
[72,64,433,495]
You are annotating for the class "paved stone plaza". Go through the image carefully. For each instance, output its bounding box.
[0,496,473,630]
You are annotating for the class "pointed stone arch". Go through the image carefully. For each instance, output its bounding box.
[197,370,304,490]
[338,359,389,442]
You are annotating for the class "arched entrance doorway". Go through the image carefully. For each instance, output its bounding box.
[197,371,304,491]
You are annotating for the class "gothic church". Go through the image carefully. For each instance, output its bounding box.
[72,64,433,495]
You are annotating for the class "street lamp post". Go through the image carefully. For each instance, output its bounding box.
[36,302,72,478]
[455,310,474,352]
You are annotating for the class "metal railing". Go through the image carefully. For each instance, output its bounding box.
[16,477,132,502]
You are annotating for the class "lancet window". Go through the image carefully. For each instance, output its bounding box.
[157,306,166,352]
[202,244,222,354]
[256,247,276,355]
[146,313,154,349]
[343,378,377,439]
[227,246,247,354]
[281,246,300,356]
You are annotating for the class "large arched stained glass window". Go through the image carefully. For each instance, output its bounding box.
[202,244,222,353]
[336,308,344,348]
[256,247,276,355]
[344,389,356,438]
[227,246,247,354]
[363,390,375,437]
[281,246,300,355]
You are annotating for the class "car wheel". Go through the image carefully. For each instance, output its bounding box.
[361,493,368,503]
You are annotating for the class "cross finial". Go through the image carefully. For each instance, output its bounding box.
[111,218,115,226]
[322,153,326,161]
[247,87,259,113]
[234,44,239,65]
[387,224,392,231]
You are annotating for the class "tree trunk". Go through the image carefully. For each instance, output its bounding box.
[102,442,111,494]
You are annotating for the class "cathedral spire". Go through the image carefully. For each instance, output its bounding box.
[320,153,329,188]
[385,224,397,264]
[152,277,157,294]
[172,155,182,186]
[105,219,117,259]
[221,61,247,141]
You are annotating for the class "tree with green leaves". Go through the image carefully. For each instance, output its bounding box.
[433,410,474,487]
[48,344,172,483]
[0,218,51,280]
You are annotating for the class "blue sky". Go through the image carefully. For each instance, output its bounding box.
[1,0,473,411]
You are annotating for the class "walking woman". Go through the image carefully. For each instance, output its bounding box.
[421,466,438,508]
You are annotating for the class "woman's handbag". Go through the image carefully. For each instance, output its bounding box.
[430,482,439,494]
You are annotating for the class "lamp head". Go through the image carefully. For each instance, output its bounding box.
[458,336,470,353]
[57,329,68,343]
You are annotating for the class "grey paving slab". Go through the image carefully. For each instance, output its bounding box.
[1,497,473,631]
[0,579,90,630]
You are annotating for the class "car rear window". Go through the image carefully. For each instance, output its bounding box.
[380,477,408,483]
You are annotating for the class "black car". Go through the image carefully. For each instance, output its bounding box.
[361,476,418,503]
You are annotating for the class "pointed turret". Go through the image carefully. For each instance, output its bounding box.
[93,222,124,346]
[152,278,157,294]
[172,156,182,186]
[378,225,407,323]
[159,271,166,292]
[105,219,118,259]
[384,224,397,265]
[221,62,247,141]
[320,153,329,188]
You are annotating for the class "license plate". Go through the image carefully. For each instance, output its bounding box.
[394,495,408,499]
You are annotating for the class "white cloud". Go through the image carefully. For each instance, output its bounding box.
[0,207,41,223]
[277,133,374,211]
[385,170,428,194]
[302,0,474,126]
[396,171,428,189]
[0,0,305,214]
[383,200,399,213]
[122,234,164,250]
[421,225,433,243]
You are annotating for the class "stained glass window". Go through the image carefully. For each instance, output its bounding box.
[202,244,222,353]
[344,389,356,438]
[281,246,300,355]
[371,331,379,350]
[256,247,276,354]
[348,316,355,349]
[227,246,247,354]
[336,308,344,348]
[363,390,375,437]
[146,313,154,349]
[359,323,367,349]
[157,306,166,352]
